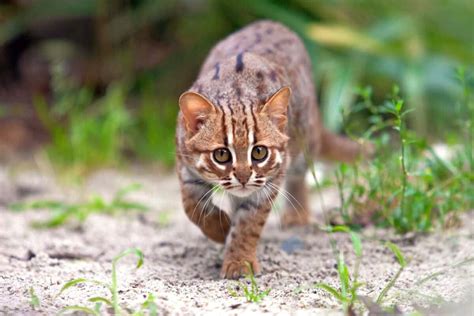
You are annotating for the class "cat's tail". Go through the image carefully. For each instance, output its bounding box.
[318,128,374,163]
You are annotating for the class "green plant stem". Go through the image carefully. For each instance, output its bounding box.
[399,130,408,226]
[376,266,404,304]
[334,168,348,223]
[111,262,120,315]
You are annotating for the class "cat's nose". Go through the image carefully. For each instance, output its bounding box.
[235,170,251,185]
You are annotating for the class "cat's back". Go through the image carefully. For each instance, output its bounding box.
[199,20,312,83]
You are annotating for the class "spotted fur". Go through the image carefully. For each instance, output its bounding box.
[176,20,369,279]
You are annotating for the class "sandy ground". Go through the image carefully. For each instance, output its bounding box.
[0,164,473,315]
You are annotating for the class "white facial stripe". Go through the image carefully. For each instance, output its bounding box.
[196,153,206,168]
[274,150,283,166]
[249,170,257,183]
[224,113,238,166]
[246,102,256,166]
[247,145,253,166]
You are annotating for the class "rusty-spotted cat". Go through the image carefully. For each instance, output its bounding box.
[176,20,367,279]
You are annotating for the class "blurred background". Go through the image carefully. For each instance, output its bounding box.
[0,0,473,173]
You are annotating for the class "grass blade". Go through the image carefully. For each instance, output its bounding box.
[140,293,158,316]
[315,283,345,302]
[59,305,100,316]
[385,242,407,267]
[376,242,407,304]
[111,248,145,314]
[112,248,144,269]
[88,296,113,306]
[29,287,40,309]
[350,232,363,258]
[56,278,108,298]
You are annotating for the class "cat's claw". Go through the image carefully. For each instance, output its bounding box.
[220,258,260,279]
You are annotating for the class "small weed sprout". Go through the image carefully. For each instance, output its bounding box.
[228,262,271,303]
[134,293,159,316]
[56,248,157,316]
[10,184,147,228]
[376,242,407,304]
[29,287,40,310]
[156,211,171,227]
[315,226,363,313]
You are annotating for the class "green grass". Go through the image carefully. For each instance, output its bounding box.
[56,248,158,316]
[313,226,407,314]
[228,262,271,303]
[315,226,363,313]
[327,71,473,233]
[34,63,132,175]
[29,287,41,310]
[1,0,469,173]
[9,184,147,228]
[34,64,177,175]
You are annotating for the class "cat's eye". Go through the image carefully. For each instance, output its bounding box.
[251,146,268,162]
[213,148,231,164]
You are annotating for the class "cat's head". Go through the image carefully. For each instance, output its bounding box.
[179,87,290,197]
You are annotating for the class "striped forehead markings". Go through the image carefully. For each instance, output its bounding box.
[212,62,220,80]
[235,52,244,72]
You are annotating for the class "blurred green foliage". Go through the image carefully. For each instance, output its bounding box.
[1,0,473,169]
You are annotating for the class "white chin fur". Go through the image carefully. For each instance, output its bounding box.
[227,187,255,198]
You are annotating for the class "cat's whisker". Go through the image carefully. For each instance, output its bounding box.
[197,186,220,226]
[191,186,214,225]
[267,182,305,223]
[268,182,304,211]
[217,189,228,236]
[202,188,219,223]
[266,185,286,230]
[262,185,281,230]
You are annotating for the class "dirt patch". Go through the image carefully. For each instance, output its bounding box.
[0,166,473,315]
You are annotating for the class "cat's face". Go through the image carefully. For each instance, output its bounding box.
[179,88,290,197]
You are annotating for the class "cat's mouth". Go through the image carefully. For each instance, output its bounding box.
[226,186,258,198]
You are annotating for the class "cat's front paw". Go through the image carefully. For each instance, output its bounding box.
[220,257,260,279]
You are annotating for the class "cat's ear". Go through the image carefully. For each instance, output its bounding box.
[179,92,216,133]
[260,87,291,131]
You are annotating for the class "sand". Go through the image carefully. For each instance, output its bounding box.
[0,165,473,315]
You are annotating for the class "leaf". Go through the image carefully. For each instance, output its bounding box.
[32,211,70,228]
[114,183,143,202]
[141,293,158,316]
[385,242,407,267]
[315,283,344,302]
[59,305,100,316]
[327,226,362,257]
[113,201,148,212]
[395,100,404,113]
[330,225,351,233]
[306,23,385,55]
[112,248,144,269]
[338,254,351,298]
[56,278,108,298]
[88,296,113,306]
[9,200,66,212]
[350,232,363,258]
[56,278,88,297]
[93,302,102,313]
[29,287,40,309]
